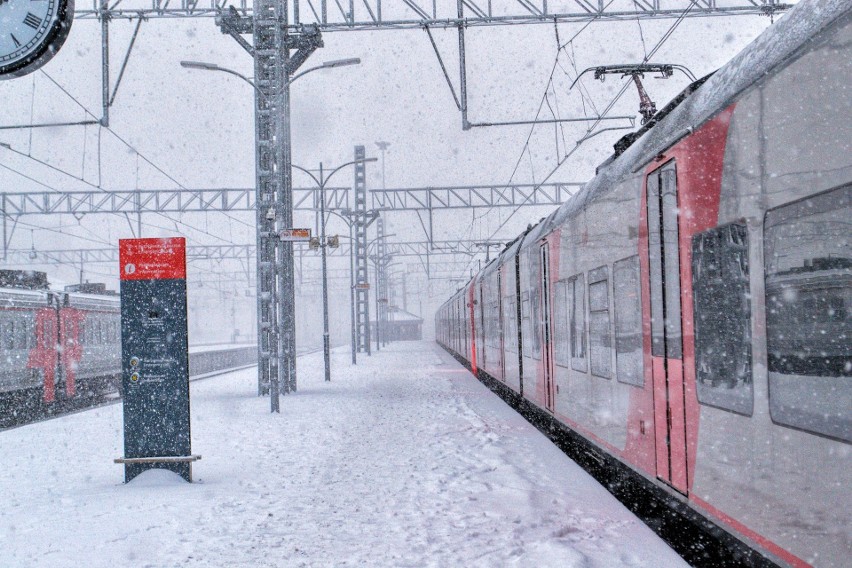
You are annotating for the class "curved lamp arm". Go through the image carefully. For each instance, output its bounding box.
[180,61,266,100]
[291,157,378,191]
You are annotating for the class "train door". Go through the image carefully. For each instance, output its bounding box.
[59,307,83,398]
[478,281,486,372]
[468,286,477,372]
[646,161,688,494]
[539,244,555,412]
[497,271,505,381]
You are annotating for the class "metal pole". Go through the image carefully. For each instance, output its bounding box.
[375,142,390,190]
[100,1,110,127]
[2,198,7,262]
[279,13,298,397]
[456,0,469,131]
[402,271,407,312]
[374,258,380,352]
[353,146,371,356]
[349,217,357,364]
[320,163,331,382]
[251,0,278,402]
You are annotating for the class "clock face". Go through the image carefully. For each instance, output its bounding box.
[0,0,73,78]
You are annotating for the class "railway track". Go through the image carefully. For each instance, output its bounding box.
[0,345,327,431]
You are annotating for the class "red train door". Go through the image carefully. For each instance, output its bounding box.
[646,161,688,494]
[497,271,505,382]
[478,281,486,371]
[539,243,555,412]
[59,307,84,398]
[27,306,59,403]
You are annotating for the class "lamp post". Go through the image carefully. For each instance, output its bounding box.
[292,158,376,383]
[181,57,360,411]
[180,58,360,94]
[374,141,390,190]
[368,231,396,352]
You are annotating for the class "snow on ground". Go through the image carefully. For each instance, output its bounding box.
[0,341,686,567]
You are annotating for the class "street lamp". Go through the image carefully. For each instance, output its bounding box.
[368,232,396,352]
[374,141,390,190]
[291,58,361,82]
[180,61,266,98]
[180,58,361,91]
[292,157,377,383]
[181,56,361,412]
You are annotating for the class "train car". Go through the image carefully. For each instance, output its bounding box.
[437,1,851,566]
[0,270,121,405]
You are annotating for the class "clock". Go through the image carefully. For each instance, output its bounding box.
[0,0,74,79]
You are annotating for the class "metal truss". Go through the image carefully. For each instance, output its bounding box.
[1,239,492,266]
[370,216,390,350]
[0,187,345,217]
[353,146,371,355]
[379,239,484,256]
[370,182,582,210]
[0,182,579,217]
[73,1,790,27]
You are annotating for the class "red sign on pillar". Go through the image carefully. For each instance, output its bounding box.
[119,237,187,281]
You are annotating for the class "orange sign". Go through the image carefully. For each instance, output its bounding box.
[279,228,312,242]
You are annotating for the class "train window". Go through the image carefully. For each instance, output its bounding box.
[614,256,643,387]
[16,318,27,350]
[2,318,15,349]
[692,223,753,415]
[553,280,570,367]
[531,286,542,360]
[567,274,587,373]
[521,291,531,358]
[484,301,492,349]
[6,320,15,350]
[503,295,517,353]
[589,266,612,378]
[491,301,501,350]
[764,184,851,442]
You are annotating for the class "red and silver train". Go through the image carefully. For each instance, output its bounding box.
[0,270,121,404]
[437,2,850,567]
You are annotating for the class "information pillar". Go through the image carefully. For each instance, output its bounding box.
[118,237,193,482]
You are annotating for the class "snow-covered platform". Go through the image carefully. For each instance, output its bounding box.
[0,341,686,567]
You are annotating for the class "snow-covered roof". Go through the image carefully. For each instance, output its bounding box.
[387,308,424,323]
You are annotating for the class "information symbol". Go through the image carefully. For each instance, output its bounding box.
[124,263,136,275]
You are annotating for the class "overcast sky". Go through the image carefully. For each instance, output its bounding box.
[0,7,776,335]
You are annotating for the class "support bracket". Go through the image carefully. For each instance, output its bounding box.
[285,25,325,75]
[217,7,255,56]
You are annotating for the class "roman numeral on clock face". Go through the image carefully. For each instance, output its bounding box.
[23,13,43,29]
[11,34,22,48]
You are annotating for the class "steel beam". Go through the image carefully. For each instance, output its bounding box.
[252,0,281,402]
[0,182,580,215]
[370,182,583,210]
[72,1,791,27]
[353,145,371,355]
[0,240,495,266]
[0,187,344,215]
